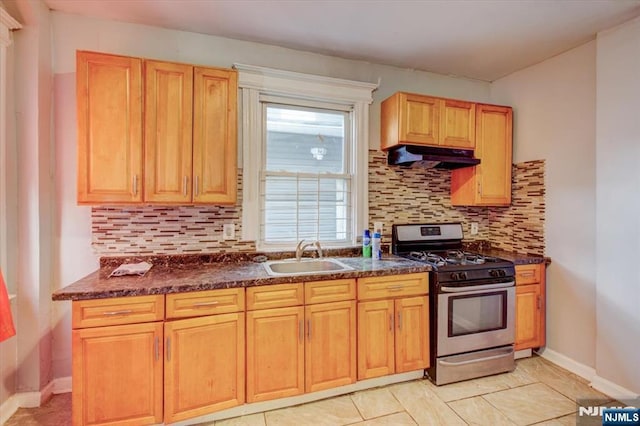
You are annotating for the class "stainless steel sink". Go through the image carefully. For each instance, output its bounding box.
[263,258,354,276]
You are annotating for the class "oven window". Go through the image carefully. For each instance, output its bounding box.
[448,291,507,336]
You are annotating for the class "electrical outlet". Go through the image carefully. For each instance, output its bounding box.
[374,222,383,234]
[223,223,235,240]
[470,222,479,235]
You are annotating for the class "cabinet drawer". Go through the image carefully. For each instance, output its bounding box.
[515,264,542,285]
[166,288,244,319]
[72,295,164,329]
[247,283,304,310]
[358,274,428,301]
[305,279,356,305]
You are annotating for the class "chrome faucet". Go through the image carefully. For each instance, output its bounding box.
[295,239,323,261]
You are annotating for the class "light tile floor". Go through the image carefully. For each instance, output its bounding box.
[5,356,613,426]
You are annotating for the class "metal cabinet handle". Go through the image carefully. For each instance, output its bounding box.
[192,301,219,308]
[389,313,394,332]
[299,320,303,343]
[166,337,171,362]
[537,295,541,310]
[307,319,311,340]
[132,175,138,196]
[183,176,188,196]
[102,309,133,316]
[398,311,402,331]
[519,271,535,277]
[154,337,159,361]
[478,182,482,195]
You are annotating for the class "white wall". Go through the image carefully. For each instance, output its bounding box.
[0,1,19,409]
[595,17,640,394]
[491,43,597,369]
[10,0,55,394]
[49,12,492,379]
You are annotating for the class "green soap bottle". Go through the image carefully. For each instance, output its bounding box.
[363,229,372,257]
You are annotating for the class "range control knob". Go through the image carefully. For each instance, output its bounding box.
[490,269,507,277]
[459,272,468,280]
[450,272,460,280]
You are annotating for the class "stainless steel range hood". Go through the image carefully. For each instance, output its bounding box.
[387,145,481,170]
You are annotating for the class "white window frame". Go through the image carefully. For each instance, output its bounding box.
[0,8,21,277]
[235,64,377,251]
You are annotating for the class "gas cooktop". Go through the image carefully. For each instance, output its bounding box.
[392,223,515,283]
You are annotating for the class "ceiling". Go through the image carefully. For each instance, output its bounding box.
[42,0,640,82]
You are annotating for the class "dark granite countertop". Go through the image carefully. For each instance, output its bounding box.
[52,255,432,301]
[479,249,550,265]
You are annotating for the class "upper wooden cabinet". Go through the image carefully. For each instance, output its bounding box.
[77,51,237,205]
[193,67,238,204]
[76,51,143,204]
[381,92,475,150]
[451,104,513,206]
[144,60,194,203]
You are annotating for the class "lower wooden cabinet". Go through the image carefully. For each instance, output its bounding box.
[72,322,163,426]
[357,273,430,381]
[305,300,357,393]
[164,313,245,423]
[246,306,305,402]
[357,299,396,379]
[515,264,546,350]
[246,280,358,401]
[70,274,427,424]
[394,296,430,373]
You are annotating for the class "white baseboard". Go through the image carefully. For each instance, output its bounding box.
[539,348,639,400]
[590,375,640,401]
[0,376,72,425]
[0,394,19,425]
[52,376,71,394]
[538,348,596,381]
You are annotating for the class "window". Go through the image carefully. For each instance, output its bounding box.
[236,64,377,250]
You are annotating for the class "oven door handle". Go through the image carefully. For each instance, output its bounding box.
[438,347,514,366]
[440,281,515,293]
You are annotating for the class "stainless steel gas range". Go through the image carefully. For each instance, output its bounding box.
[392,222,516,385]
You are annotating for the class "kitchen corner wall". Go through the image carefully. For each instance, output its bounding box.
[90,152,545,256]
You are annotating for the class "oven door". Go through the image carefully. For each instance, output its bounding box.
[437,281,515,357]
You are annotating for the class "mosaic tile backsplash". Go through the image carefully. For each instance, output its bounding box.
[91,152,545,256]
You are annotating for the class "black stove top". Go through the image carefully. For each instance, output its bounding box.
[405,250,505,268]
[392,223,515,284]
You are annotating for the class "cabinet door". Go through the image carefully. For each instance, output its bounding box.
[399,93,440,145]
[440,99,475,149]
[76,51,142,204]
[144,60,193,203]
[357,300,395,380]
[395,296,430,373]
[305,300,356,393]
[164,313,245,423]
[450,104,512,206]
[72,322,162,426]
[193,67,237,204]
[515,284,543,350]
[246,306,304,402]
[475,104,512,205]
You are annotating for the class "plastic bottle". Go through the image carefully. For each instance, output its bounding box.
[372,231,382,260]
[362,229,372,257]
